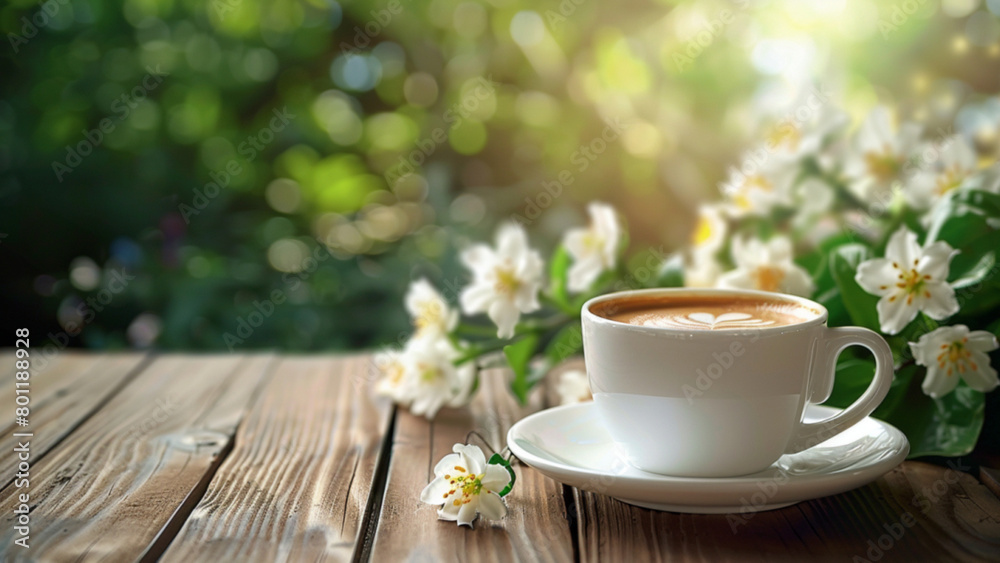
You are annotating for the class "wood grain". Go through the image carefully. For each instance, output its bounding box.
[369,365,575,563]
[574,461,1000,562]
[0,352,148,488]
[159,355,393,562]
[0,354,275,561]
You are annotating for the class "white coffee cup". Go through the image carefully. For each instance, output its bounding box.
[581,288,893,478]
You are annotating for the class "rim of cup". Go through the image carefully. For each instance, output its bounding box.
[581,287,830,337]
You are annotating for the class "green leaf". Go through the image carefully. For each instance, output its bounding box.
[888,377,986,458]
[952,188,1000,218]
[824,357,877,409]
[544,322,584,365]
[824,360,983,457]
[951,251,996,289]
[652,252,685,288]
[815,286,851,327]
[548,246,571,309]
[504,334,540,404]
[487,453,516,497]
[824,356,916,420]
[828,244,881,331]
[925,189,1000,248]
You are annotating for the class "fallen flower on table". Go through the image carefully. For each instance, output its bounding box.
[556,369,592,405]
[420,443,514,528]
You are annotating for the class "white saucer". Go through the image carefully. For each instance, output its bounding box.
[507,402,909,514]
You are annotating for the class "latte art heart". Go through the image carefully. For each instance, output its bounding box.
[630,311,776,330]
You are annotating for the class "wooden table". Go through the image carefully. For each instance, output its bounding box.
[2,352,999,562]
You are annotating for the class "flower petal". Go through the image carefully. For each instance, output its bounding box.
[963,351,999,393]
[877,293,919,335]
[488,298,520,339]
[433,453,464,476]
[478,493,508,521]
[966,330,1000,353]
[780,265,816,297]
[454,443,487,474]
[460,282,495,315]
[567,256,603,293]
[922,366,959,399]
[884,228,920,267]
[496,223,528,260]
[715,268,756,290]
[917,241,957,281]
[920,282,959,320]
[460,244,495,272]
[437,503,460,521]
[457,499,479,527]
[855,259,897,296]
[420,477,452,504]
[482,463,513,491]
[563,229,589,259]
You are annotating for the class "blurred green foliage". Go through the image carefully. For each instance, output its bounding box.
[1,0,998,351]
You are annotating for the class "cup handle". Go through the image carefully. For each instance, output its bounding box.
[784,326,894,454]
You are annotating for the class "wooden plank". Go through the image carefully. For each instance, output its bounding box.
[0,354,275,560]
[159,355,394,562]
[0,352,149,488]
[574,460,1000,562]
[369,364,575,563]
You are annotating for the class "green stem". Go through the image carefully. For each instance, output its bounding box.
[455,323,500,337]
[454,340,508,365]
[541,292,578,316]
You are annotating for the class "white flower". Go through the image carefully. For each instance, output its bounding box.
[690,204,727,256]
[564,202,621,293]
[406,278,458,337]
[855,227,959,335]
[420,443,512,528]
[910,325,999,398]
[373,347,409,402]
[460,224,544,339]
[761,97,848,160]
[906,136,978,210]
[556,369,592,405]
[685,251,722,288]
[979,162,1000,194]
[842,106,923,206]
[716,236,815,296]
[719,157,797,218]
[791,178,835,230]
[374,335,475,418]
